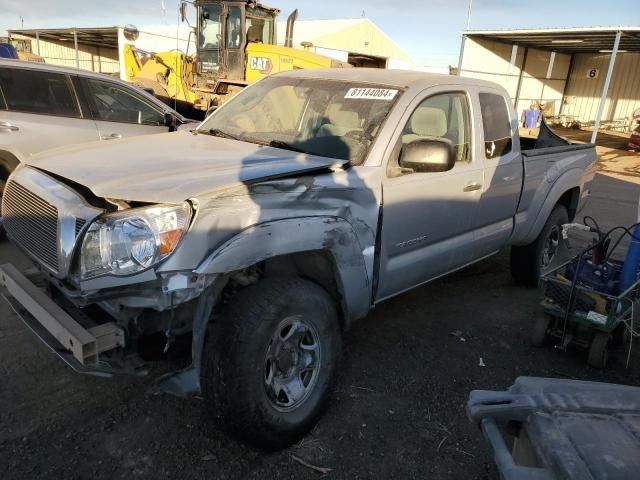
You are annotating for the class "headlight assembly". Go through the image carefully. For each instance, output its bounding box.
[80,203,191,279]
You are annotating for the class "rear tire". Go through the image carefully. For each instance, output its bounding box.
[511,204,569,287]
[587,332,610,369]
[201,277,341,450]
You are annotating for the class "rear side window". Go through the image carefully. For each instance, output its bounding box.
[479,92,512,159]
[0,68,80,117]
[83,78,165,126]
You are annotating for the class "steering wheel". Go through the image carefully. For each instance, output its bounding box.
[343,130,372,143]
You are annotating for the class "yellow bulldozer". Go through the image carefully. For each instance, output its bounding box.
[124,0,350,118]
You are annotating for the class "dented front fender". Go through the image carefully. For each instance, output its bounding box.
[195,216,372,322]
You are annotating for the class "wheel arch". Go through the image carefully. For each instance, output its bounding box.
[514,169,584,245]
[196,216,373,327]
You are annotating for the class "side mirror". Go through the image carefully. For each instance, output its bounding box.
[399,138,455,173]
[164,112,178,132]
[179,2,188,23]
[205,106,218,118]
[123,24,140,41]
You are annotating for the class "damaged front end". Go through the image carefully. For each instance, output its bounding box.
[0,165,217,385]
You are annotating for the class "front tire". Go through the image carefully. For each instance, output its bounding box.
[202,277,341,450]
[511,204,569,287]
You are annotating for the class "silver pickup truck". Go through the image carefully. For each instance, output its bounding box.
[0,69,596,449]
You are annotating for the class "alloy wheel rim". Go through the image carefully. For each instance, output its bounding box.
[263,315,321,412]
[542,225,561,268]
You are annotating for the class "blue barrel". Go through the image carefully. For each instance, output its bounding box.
[524,109,541,128]
[0,43,18,59]
[620,225,640,292]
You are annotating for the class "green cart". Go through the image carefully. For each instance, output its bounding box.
[535,245,640,368]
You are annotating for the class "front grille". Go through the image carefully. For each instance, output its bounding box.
[3,180,59,271]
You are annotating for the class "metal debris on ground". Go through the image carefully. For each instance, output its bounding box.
[449,330,467,342]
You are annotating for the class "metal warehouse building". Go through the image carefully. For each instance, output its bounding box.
[457,27,640,141]
[7,26,192,81]
[276,19,414,70]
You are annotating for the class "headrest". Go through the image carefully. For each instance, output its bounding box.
[329,109,360,128]
[410,106,447,137]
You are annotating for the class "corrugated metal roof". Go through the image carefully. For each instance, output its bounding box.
[463,27,640,53]
[8,28,119,49]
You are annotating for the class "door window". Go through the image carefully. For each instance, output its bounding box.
[226,6,242,49]
[0,68,80,117]
[400,92,471,164]
[199,3,222,49]
[479,92,512,159]
[84,79,165,126]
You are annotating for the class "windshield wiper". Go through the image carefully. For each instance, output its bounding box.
[268,140,305,153]
[196,128,242,141]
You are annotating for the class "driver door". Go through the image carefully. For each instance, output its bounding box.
[78,77,168,140]
[223,4,246,81]
[376,89,484,301]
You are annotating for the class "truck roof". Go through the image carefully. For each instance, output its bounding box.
[276,68,504,91]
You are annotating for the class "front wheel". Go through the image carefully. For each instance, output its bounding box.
[202,277,341,450]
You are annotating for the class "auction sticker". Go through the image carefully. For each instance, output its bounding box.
[344,88,398,100]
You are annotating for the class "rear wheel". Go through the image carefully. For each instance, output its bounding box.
[201,277,341,450]
[511,205,569,287]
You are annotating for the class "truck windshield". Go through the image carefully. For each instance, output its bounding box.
[199,77,403,164]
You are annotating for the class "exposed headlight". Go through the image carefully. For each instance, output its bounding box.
[80,203,191,279]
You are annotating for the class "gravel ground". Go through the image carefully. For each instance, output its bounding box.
[1,171,640,479]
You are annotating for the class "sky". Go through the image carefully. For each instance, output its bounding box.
[0,0,638,66]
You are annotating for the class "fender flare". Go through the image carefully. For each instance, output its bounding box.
[525,168,584,243]
[196,216,372,323]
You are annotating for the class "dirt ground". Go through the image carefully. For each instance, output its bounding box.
[1,147,640,478]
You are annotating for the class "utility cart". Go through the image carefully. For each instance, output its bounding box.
[535,236,640,368]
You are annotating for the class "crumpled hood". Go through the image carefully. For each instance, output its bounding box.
[24,131,348,204]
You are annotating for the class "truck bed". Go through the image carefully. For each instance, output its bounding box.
[520,119,594,157]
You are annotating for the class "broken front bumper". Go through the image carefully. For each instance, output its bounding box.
[0,263,127,376]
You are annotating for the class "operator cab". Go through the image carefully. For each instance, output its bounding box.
[195,0,278,80]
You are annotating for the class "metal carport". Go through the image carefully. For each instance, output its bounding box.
[457,27,640,142]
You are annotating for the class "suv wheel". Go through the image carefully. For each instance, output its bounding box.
[202,277,341,450]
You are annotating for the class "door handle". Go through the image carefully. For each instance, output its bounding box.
[463,183,482,192]
[101,133,122,140]
[0,121,19,131]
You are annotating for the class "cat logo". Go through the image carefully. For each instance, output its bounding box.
[250,56,273,75]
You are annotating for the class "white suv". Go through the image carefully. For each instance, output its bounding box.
[0,59,195,196]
